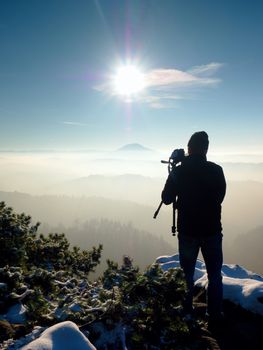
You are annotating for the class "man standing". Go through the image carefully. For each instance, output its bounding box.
[161,131,226,324]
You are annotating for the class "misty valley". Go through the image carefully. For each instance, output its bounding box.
[1,169,263,276]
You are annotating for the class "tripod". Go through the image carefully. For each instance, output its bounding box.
[153,200,177,236]
[153,148,185,236]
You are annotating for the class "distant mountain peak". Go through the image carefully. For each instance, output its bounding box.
[117,143,152,152]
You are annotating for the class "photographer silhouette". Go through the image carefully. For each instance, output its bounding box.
[161,131,226,325]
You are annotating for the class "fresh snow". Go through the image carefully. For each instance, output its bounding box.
[0,282,7,290]
[20,321,96,350]
[0,303,27,324]
[156,253,263,316]
[3,255,263,350]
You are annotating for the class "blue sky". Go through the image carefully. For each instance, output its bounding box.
[0,0,263,156]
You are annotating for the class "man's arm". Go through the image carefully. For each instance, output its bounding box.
[161,169,179,205]
[218,166,226,204]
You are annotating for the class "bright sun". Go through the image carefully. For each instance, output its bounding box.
[112,64,145,97]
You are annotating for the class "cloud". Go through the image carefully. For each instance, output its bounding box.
[95,62,223,109]
[188,62,224,76]
[144,63,222,90]
[140,94,184,109]
[62,121,90,126]
[144,69,198,88]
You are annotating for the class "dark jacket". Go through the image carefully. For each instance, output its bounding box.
[161,154,226,237]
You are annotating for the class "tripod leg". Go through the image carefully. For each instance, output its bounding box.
[171,201,176,236]
[153,201,163,219]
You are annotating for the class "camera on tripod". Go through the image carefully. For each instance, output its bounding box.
[161,148,185,173]
[153,148,185,236]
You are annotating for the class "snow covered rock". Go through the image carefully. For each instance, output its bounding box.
[156,253,263,316]
[223,276,263,315]
[4,303,27,324]
[20,321,96,350]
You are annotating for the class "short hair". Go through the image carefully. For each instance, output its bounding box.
[188,131,209,153]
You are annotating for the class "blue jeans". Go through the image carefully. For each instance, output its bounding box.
[178,232,223,317]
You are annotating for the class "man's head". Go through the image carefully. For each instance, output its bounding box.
[187,131,209,155]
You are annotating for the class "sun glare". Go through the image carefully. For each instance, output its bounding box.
[112,64,145,98]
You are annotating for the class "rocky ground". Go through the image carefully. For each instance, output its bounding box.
[1,287,263,349]
[193,289,263,350]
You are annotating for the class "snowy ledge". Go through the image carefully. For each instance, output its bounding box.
[4,255,263,350]
[156,253,263,316]
[19,321,96,350]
